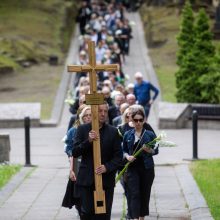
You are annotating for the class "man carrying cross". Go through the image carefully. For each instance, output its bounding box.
[72,102,122,220]
[68,41,122,219]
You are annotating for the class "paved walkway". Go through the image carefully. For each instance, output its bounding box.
[0,12,219,220]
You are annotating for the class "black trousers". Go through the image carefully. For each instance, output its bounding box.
[77,186,114,220]
[127,165,155,218]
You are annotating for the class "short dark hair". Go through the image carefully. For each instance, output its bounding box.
[99,101,109,109]
[131,109,145,119]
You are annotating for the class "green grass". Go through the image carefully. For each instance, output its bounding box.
[0,0,77,69]
[0,0,68,64]
[0,55,20,69]
[0,164,21,189]
[190,159,220,220]
[156,66,177,102]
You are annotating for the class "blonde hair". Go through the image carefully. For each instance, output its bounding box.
[121,107,130,125]
[79,106,91,124]
[73,104,87,127]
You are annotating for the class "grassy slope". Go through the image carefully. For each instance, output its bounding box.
[0,64,63,119]
[190,159,220,219]
[140,6,179,102]
[0,0,64,66]
[0,0,66,59]
[0,0,76,119]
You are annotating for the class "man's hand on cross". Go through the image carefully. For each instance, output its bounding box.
[88,130,99,142]
[95,165,107,175]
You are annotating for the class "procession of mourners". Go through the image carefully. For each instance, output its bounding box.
[62,1,159,219]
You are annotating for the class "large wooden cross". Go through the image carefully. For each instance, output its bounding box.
[68,41,118,214]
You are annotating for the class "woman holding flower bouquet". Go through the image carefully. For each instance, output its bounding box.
[122,108,158,220]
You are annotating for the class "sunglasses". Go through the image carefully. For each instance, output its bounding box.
[133,118,144,123]
[83,114,91,117]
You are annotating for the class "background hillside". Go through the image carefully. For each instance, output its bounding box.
[0,0,77,119]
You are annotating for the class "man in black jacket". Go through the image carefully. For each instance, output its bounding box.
[72,103,122,220]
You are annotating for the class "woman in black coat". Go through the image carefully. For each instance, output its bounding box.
[62,105,92,215]
[122,107,158,219]
[117,105,156,219]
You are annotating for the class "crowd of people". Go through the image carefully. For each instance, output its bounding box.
[62,1,160,220]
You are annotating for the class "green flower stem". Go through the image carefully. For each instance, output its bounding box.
[115,139,158,183]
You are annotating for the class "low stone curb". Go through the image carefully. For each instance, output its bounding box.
[175,164,214,220]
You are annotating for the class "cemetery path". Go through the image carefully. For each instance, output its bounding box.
[0,11,217,220]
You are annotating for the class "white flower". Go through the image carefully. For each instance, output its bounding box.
[155,131,167,141]
[157,140,177,147]
[129,21,136,26]
[125,74,130,80]
[62,135,67,143]
[78,35,84,41]
[64,98,74,105]
[65,90,75,105]
[160,131,167,139]
[115,30,122,35]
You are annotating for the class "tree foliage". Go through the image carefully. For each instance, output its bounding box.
[176,0,194,67]
[176,3,219,104]
[175,0,194,96]
[199,54,220,104]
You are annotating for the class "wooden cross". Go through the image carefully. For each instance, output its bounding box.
[68,41,118,214]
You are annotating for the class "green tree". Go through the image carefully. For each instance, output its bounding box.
[199,53,220,104]
[176,51,200,102]
[176,0,194,67]
[176,0,195,101]
[176,7,216,103]
[192,8,215,103]
[194,8,215,59]
[176,0,194,94]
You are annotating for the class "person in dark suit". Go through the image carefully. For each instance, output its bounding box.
[112,102,129,128]
[76,1,91,35]
[108,93,125,125]
[72,103,123,220]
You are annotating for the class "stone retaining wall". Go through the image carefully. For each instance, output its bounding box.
[0,103,41,128]
[158,102,220,129]
[0,134,10,162]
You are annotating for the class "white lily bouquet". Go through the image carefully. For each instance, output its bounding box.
[115,131,176,183]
